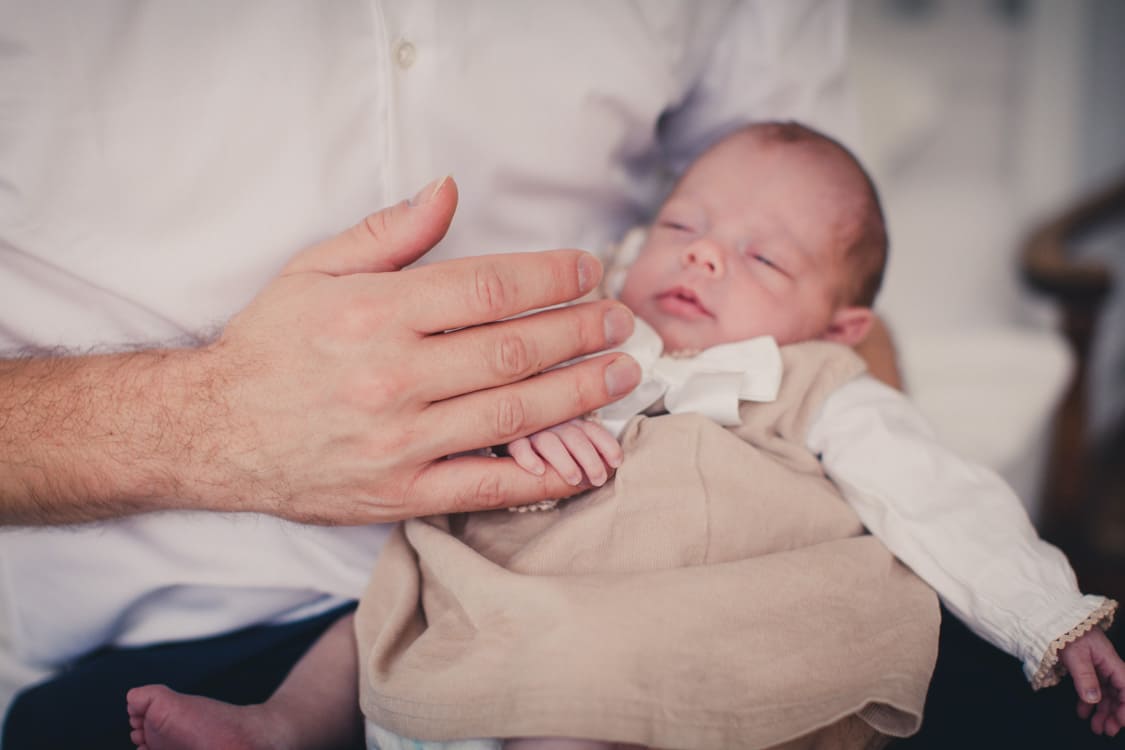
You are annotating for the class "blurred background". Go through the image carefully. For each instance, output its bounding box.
[847,0,1125,599]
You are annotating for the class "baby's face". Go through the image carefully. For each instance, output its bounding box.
[619,133,856,352]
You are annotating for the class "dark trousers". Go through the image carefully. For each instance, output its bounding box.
[894,605,1124,748]
[6,601,1122,749]
[2,601,358,750]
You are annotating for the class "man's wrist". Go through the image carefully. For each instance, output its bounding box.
[0,346,232,524]
[166,339,283,518]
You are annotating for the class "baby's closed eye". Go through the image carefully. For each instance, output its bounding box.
[747,249,789,277]
[658,219,696,233]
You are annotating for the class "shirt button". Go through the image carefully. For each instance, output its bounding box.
[395,40,416,69]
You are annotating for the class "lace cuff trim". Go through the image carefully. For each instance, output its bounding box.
[1030,599,1119,690]
[508,499,559,513]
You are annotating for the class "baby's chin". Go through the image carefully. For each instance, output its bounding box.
[645,321,714,355]
[649,318,781,354]
[637,311,745,353]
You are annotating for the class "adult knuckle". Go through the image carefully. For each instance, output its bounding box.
[472,471,507,510]
[374,481,412,520]
[448,471,506,512]
[493,393,528,440]
[342,369,409,411]
[569,370,600,412]
[493,333,534,380]
[360,209,393,243]
[331,297,383,340]
[472,265,512,318]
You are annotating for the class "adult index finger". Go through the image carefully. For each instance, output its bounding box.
[415,300,633,402]
[401,250,603,334]
[417,352,641,459]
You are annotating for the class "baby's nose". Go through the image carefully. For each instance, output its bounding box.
[681,240,725,277]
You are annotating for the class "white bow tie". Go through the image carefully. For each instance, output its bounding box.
[597,318,783,437]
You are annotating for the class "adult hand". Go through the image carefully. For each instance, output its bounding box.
[185,176,640,523]
[0,177,639,526]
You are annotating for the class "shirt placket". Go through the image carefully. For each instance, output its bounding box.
[373,0,437,201]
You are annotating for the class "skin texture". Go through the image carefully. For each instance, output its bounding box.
[618,130,874,353]
[128,614,362,750]
[0,176,642,525]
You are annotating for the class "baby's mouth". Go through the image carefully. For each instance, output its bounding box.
[656,286,714,319]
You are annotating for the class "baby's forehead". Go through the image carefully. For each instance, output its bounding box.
[710,129,849,180]
[670,138,811,205]
[670,137,858,219]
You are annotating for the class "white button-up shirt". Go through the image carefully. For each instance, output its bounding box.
[0,0,855,703]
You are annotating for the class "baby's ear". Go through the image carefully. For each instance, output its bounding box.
[820,306,874,347]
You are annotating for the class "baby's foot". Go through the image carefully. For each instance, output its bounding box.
[126,684,295,750]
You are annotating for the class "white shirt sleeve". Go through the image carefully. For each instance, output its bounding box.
[806,374,1113,684]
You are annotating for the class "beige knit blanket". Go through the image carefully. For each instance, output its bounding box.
[357,343,939,749]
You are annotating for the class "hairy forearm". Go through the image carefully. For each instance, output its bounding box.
[0,348,227,525]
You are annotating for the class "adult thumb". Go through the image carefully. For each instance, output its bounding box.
[284,176,458,276]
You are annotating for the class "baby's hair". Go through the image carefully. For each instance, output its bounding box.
[738,121,888,307]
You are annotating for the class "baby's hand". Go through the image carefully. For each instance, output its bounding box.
[1059,627,1125,736]
[507,419,623,487]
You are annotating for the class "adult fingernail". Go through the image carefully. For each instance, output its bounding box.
[1087,689,1101,703]
[409,175,449,207]
[604,355,640,397]
[578,253,601,293]
[604,305,634,346]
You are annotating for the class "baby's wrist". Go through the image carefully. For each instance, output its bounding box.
[1031,598,1118,690]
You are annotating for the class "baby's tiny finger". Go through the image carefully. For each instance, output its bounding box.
[577,420,624,467]
[1092,698,1112,734]
[530,431,583,485]
[508,438,545,476]
[555,423,608,486]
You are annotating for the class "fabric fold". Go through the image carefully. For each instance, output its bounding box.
[357,342,940,750]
